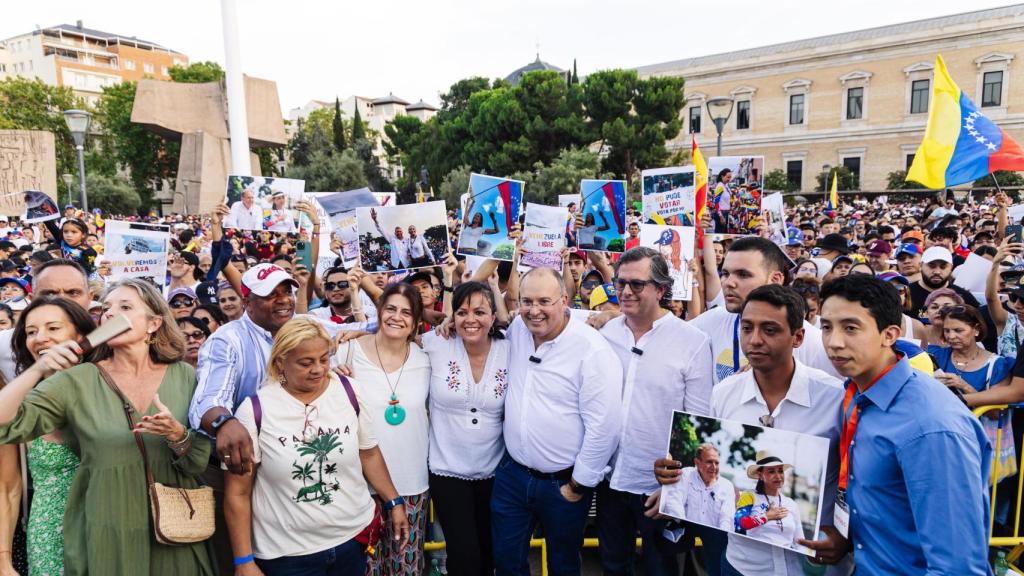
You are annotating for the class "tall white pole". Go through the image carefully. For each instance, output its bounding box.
[221,0,251,175]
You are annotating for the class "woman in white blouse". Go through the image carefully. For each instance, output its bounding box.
[422,280,510,576]
[734,451,804,552]
[335,282,431,576]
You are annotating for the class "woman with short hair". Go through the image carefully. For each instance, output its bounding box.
[931,305,1017,406]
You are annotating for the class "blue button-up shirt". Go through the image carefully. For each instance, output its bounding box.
[844,357,992,575]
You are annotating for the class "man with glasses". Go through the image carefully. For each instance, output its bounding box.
[596,247,713,576]
[657,284,849,574]
[167,286,198,319]
[493,266,623,576]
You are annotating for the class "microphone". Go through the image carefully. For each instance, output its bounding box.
[631,347,644,356]
[529,356,542,364]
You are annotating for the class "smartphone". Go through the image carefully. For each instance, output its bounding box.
[296,241,313,271]
[1008,225,1023,244]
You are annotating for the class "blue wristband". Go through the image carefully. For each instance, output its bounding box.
[233,554,254,566]
[382,496,405,512]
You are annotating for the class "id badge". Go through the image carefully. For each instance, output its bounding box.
[833,491,850,539]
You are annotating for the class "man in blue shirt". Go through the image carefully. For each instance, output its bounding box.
[818,274,992,575]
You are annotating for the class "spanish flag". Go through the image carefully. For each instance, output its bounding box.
[693,135,708,224]
[908,55,1024,188]
[826,171,838,211]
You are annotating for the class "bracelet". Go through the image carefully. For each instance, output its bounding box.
[167,428,191,447]
[382,496,405,512]
[233,554,255,566]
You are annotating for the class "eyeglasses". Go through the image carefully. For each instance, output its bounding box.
[581,280,603,290]
[324,281,350,292]
[759,414,775,428]
[613,277,653,293]
[791,284,819,295]
[169,298,195,309]
[1010,293,1023,304]
[182,331,206,342]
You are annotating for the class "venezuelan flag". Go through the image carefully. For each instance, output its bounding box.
[826,171,838,211]
[908,55,1024,188]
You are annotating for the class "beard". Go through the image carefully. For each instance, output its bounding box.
[922,273,948,289]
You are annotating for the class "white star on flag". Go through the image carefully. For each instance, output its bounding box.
[987,142,998,150]
[977,136,987,144]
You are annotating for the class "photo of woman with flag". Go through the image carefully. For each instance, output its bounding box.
[576,179,627,252]
[457,173,523,260]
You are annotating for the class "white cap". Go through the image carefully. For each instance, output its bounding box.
[240,263,298,297]
[922,246,953,264]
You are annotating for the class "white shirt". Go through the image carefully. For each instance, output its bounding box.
[235,378,377,560]
[309,292,378,324]
[266,209,295,233]
[407,234,435,262]
[601,313,713,495]
[422,332,509,479]
[334,339,430,496]
[690,306,840,385]
[0,329,14,384]
[577,225,598,248]
[504,314,623,487]
[459,226,486,253]
[660,467,735,531]
[712,361,849,576]
[374,220,411,269]
[739,492,804,550]
[227,201,263,230]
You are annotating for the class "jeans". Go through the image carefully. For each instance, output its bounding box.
[596,482,689,576]
[254,538,366,576]
[491,454,594,576]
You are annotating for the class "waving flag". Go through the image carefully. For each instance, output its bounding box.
[601,181,625,234]
[693,135,708,225]
[826,171,838,211]
[908,55,1024,188]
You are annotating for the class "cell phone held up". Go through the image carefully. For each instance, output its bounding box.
[1007,224,1023,245]
[296,240,313,271]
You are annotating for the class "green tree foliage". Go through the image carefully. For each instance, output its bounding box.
[351,105,366,142]
[510,148,611,205]
[86,173,141,214]
[815,166,858,192]
[439,77,491,117]
[286,149,368,192]
[332,97,347,152]
[974,170,1024,189]
[886,170,928,190]
[437,165,472,209]
[167,61,224,83]
[764,168,796,193]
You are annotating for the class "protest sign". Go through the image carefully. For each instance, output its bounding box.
[21,190,60,224]
[374,192,397,206]
[313,188,380,269]
[357,201,448,272]
[223,175,305,232]
[559,194,581,247]
[519,203,568,273]
[458,174,523,260]
[659,410,829,557]
[578,179,627,253]
[641,166,696,225]
[707,156,765,234]
[104,221,171,290]
[761,192,786,245]
[639,224,696,300]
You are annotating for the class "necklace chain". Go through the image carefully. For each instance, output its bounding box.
[374,334,409,397]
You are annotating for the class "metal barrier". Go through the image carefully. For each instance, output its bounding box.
[974,404,1024,566]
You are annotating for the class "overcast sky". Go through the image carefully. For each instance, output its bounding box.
[3,1,1017,115]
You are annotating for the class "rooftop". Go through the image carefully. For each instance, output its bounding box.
[505,53,565,86]
[372,93,410,106]
[32,21,184,54]
[406,99,438,111]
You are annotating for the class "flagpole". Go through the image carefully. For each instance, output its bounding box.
[992,172,1003,196]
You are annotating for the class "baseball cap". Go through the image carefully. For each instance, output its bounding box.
[167,287,197,303]
[786,227,804,247]
[195,281,219,306]
[176,251,199,268]
[901,230,925,244]
[895,244,921,259]
[589,283,619,308]
[866,240,892,257]
[877,271,910,286]
[922,246,953,264]
[816,234,849,255]
[0,277,29,294]
[240,263,299,297]
[405,270,438,288]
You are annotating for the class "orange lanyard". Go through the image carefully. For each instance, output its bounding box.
[838,361,897,492]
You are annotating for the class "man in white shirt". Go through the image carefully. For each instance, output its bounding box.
[371,207,411,269]
[227,187,263,230]
[597,247,714,576]
[493,267,623,576]
[690,236,838,384]
[406,224,436,267]
[659,444,734,531]
[657,284,850,575]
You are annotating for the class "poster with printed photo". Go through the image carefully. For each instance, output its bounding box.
[458,174,523,261]
[356,201,448,272]
[761,192,787,246]
[518,203,568,273]
[640,224,696,301]
[223,175,306,232]
[559,194,581,248]
[659,410,830,557]
[577,179,627,253]
[641,166,696,226]
[21,190,60,224]
[707,156,764,234]
[104,221,171,290]
[314,188,380,269]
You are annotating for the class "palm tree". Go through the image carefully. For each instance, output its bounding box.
[297,432,343,503]
[291,462,314,488]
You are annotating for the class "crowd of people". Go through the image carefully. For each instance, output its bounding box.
[0,189,1012,575]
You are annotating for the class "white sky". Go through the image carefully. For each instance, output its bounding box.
[3,1,1017,115]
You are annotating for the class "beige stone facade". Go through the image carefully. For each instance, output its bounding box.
[637,5,1024,192]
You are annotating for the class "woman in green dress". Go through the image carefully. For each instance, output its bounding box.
[0,279,215,576]
[11,296,97,575]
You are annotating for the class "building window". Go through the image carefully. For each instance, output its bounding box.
[789,94,805,125]
[161,66,169,76]
[983,71,1003,108]
[124,59,135,70]
[910,79,929,114]
[906,154,915,170]
[143,63,154,73]
[842,157,861,187]
[689,106,701,134]
[736,100,750,130]
[786,160,803,189]
[846,87,863,120]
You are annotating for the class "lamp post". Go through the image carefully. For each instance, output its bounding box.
[822,163,832,193]
[63,109,92,213]
[61,173,74,208]
[705,96,734,156]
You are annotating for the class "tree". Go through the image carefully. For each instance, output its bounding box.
[815,166,858,192]
[764,168,796,192]
[437,165,472,209]
[351,104,366,142]
[439,77,492,117]
[286,149,368,192]
[886,170,928,190]
[332,97,347,152]
[511,148,610,205]
[974,170,1024,189]
[571,59,579,85]
[167,61,224,83]
[86,173,141,214]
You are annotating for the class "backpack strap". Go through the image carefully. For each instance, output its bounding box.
[251,394,263,436]
[339,375,359,416]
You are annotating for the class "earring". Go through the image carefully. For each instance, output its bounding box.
[147,332,156,345]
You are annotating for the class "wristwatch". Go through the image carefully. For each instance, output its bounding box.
[442,284,453,292]
[382,496,406,512]
[568,478,590,495]
[210,414,237,436]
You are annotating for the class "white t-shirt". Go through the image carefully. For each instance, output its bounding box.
[266,209,295,233]
[421,332,509,479]
[335,339,431,495]
[309,292,378,323]
[737,492,804,550]
[577,225,598,248]
[459,226,485,252]
[234,378,377,560]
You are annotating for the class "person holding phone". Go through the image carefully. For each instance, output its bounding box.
[988,239,1024,357]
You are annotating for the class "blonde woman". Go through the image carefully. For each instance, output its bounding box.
[225,317,407,576]
[0,278,215,575]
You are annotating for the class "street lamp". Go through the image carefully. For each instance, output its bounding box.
[705,97,734,156]
[63,109,92,213]
[822,163,832,192]
[61,173,74,208]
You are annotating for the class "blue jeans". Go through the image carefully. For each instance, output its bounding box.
[255,538,366,576]
[596,482,689,576]
[491,454,594,576]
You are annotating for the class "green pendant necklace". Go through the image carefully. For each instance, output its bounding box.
[375,334,409,426]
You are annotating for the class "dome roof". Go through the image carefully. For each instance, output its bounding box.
[405,99,438,112]
[371,93,410,106]
[504,54,565,86]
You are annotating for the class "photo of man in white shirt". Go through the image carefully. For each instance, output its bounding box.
[659,444,735,531]
[227,187,263,230]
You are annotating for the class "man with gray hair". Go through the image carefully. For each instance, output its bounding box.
[596,247,715,576]
[658,444,735,531]
[492,266,623,576]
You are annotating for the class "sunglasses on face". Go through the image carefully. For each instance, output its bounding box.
[792,284,819,295]
[169,298,195,309]
[581,280,603,290]
[613,277,653,293]
[182,331,206,342]
[324,281,350,292]
[1010,293,1024,304]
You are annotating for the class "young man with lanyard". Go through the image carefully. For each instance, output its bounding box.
[819,274,991,574]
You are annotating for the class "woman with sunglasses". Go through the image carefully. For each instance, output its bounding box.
[986,240,1024,357]
[878,271,929,348]
[166,287,197,319]
[923,288,965,350]
[931,305,1018,407]
[176,317,210,368]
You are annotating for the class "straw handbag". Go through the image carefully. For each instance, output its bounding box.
[98,365,214,545]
